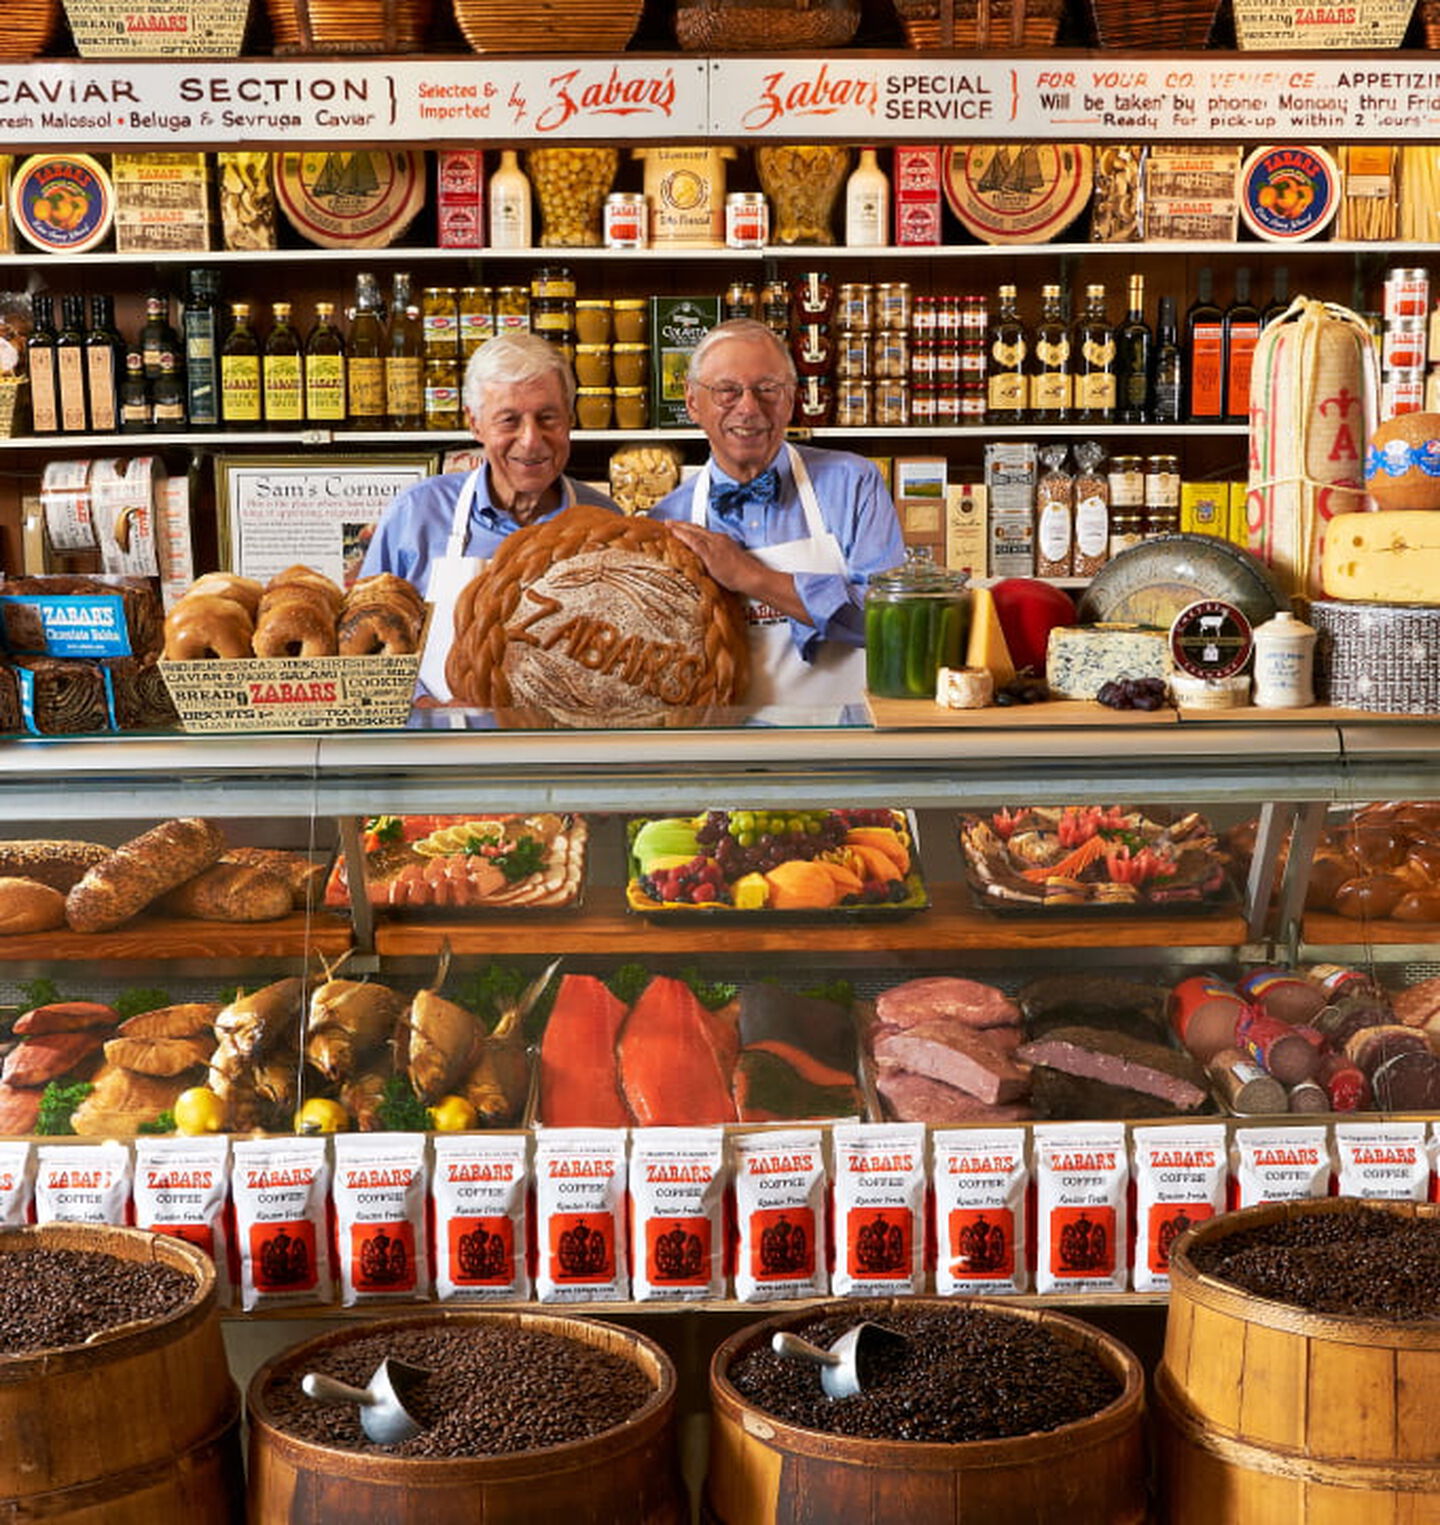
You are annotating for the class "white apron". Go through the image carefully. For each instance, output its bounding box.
[417,466,574,702]
[690,443,865,718]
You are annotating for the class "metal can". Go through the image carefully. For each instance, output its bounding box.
[1382,367,1426,417]
[872,329,909,379]
[876,281,913,331]
[834,377,872,428]
[835,329,872,378]
[725,191,769,249]
[874,377,910,426]
[530,265,576,300]
[1384,266,1430,322]
[603,192,648,249]
[1382,318,1427,372]
[837,282,874,331]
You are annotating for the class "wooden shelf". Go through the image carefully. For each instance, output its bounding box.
[372,881,1248,958]
[0,911,351,964]
[1302,914,1440,948]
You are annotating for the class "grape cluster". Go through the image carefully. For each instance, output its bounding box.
[694,809,848,879]
[1096,676,1169,711]
[995,675,1050,706]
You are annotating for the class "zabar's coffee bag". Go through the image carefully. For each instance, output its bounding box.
[332,1133,429,1306]
[630,1127,725,1302]
[0,1140,33,1226]
[1131,1124,1227,1294]
[133,1135,232,1305]
[432,1132,530,1302]
[534,1128,629,1303]
[732,1126,828,1303]
[1231,1124,1331,1209]
[1334,1119,1430,1201]
[231,1136,333,1313]
[35,1141,131,1226]
[932,1126,1028,1296]
[831,1122,926,1297]
[1034,1122,1129,1295]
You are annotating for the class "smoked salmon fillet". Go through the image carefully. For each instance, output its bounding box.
[618,976,738,1127]
[538,974,631,1126]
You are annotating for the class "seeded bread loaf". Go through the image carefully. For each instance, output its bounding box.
[65,818,227,933]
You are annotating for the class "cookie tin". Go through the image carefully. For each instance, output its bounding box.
[1238,145,1340,243]
[1169,599,1254,680]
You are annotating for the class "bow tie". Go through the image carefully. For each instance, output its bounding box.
[710,466,780,516]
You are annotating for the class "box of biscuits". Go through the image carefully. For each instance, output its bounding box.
[157,567,427,733]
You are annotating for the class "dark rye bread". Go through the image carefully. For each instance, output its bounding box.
[1030,1066,1210,1122]
[1016,1025,1209,1111]
[1017,974,1168,1042]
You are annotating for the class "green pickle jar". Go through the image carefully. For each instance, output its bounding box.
[864,549,972,700]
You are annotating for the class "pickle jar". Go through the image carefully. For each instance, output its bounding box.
[864,549,972,701]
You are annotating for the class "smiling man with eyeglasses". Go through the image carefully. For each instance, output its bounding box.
[649,318,904,720]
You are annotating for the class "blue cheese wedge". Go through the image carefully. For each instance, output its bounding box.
[1046,623,1173,700]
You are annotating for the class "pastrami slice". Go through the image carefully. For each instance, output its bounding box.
[874,976,1021,1033]
[871,1020,1030,1105]
[1016,1025,1209,1111]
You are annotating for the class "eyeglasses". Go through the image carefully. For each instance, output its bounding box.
[693,379,794,407]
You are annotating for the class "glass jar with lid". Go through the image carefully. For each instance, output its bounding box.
[612,299,649,344]
[864,548,972,700]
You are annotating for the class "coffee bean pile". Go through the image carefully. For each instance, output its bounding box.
[1189,1208,1440,1320]
[0,1247,194,1354]
[726,1306,1122,1442]
[263,1324,657,1457]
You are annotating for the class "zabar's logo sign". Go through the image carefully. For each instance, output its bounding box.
[534,66,678,132]
[742,63,880,131]
[247,679,339,704]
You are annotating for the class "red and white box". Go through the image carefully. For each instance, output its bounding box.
[437,149,485,248]
[893,145,942,247]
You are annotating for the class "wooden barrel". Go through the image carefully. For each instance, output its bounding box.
[706,1296,1148,1525]
[1157,1196,1440,1523]
[0,1222,243,1525]
[246,1310,685,1525]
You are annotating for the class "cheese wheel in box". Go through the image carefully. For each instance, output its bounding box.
[1246,298,1377,599]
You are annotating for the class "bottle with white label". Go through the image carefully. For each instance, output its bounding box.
[844,146,889,248]
[488,149,533,250]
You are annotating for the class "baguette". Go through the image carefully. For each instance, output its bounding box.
[0,876,67,935]
[159,862,294,922]
[65,818,227,933]
[0,840,110,892]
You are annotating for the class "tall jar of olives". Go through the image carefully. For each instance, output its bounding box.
[864,549,971,700]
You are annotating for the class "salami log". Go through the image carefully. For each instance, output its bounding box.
[65,818,227,932]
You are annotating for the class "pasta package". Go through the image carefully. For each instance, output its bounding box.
[1400,147,1440,243]
[1338,145,1397,242]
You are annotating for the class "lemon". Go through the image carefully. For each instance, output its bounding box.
[174,1086,227,1136]
[295,1097,351,1135]
[428,1094,478,1132]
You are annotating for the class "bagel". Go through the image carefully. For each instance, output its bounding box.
[186,572,265,616]
[257,580,341,621]
[162,594,254,660]
[252,593,338,658]
[266,565,344,613]
[345,572,425,621]
[337,603,419,656]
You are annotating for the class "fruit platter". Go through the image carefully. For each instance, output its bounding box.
[324,813,587,912]
[626,808,928,918]
[957,805,1235,915]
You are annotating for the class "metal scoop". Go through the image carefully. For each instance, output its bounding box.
[301,1357,432,1445]
[770,1322,908,1400]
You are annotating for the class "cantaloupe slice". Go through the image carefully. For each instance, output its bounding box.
[843,826,910,875]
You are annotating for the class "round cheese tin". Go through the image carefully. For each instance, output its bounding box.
[275,150,425,249]
[11,153,114,255]
[941,143,1093,245]
[1239,145,1340,243]
[1169,599,1254,680]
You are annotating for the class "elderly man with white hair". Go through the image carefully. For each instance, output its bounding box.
[362,330,619,700]
[648,317,904,716]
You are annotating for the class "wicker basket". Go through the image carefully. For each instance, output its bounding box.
[675,0,858,50]
[266,0,429,53]
[455,0,641,52]
[0,0,60,55]
[1088,0,1218,46]
[1235,0,1414,46]
[1417,0,1438,39]
[895,0,1062,49]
